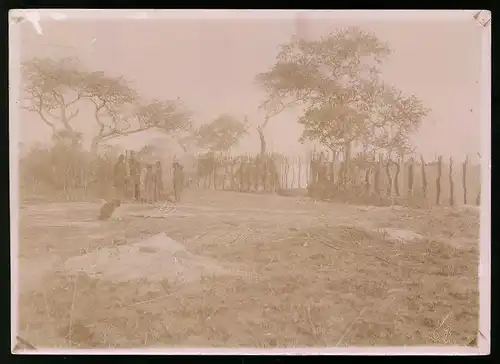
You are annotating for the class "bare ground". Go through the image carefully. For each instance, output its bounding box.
[15,189,480,349]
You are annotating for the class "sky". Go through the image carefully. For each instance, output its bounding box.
[12,10,487,162]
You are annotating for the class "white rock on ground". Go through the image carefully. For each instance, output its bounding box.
[376,228,425,244]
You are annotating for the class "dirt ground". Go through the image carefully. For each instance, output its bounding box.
[14,189,480,349]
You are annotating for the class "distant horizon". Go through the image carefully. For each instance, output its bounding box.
[12,11,487,164]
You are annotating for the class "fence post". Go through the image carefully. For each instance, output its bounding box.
[449,156,455,206]
[420,155,427,202]
[298,157,302,189]
[330,151,336,185]
[365,165,371,196]
[385,157,393,198]
[436,155,443,205]
[407,157,414,198]
[374,154,382,197]
[462,155,468,204]
[394,157,401,197]
[285,157,290,189]
[212,157,217,190]
[308,153,314,189]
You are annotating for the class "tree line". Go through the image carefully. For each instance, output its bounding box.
[21,26,430,183]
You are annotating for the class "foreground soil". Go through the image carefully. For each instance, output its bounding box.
[15,189,480,349]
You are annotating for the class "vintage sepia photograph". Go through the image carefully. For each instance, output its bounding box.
[9,10,490,355]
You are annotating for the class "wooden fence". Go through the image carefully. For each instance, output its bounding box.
[20,143,480,208]
[193,152,481,207]
[307,153,481,207]
[192,153,310,192]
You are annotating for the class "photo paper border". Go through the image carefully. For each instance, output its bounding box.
[9,9,491,356]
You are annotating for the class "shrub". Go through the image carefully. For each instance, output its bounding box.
[19,141,117,203]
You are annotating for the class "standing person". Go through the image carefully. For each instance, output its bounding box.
[172,161,185,202]
[128,152,140,202]
[154,161,163,202]
[113,154,127,203]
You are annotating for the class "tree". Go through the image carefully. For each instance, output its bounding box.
[249,99,289,156]
[133,98,193,134]
[196,114,248,153]
[256,27,429,185]
[82,71,138,152]
[367,84,429,160]
[21,57,85,144]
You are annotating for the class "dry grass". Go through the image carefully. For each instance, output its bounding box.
[15,189,480,349]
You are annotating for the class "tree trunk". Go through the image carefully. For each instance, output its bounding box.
[462,156,468,204]
[258,127,267,156]
[436,155,443,205]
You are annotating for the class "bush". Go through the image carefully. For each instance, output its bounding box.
[307,179,429,208]
[19,141,117,203]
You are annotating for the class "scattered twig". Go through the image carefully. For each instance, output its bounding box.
[221,220,238,227]
[68,273,79,348]
[438,311,452,329]
[41,285,52,321]
[83,244,101,254]
[429,311,453,344]
[228,232,243,244]
[127,293,174,307]
[335,307,367,347]
[306,306,317,337]
[190,231,211,242]
[306,231,395,267]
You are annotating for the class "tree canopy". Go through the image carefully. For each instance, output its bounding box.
[196,114,248,153]
[256,27,430,161]
[21,56,193,149]
[133,98,193,134]
[21,57,84,141]
[21,27,430,163]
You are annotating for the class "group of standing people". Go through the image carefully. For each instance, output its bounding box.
[113,151,185,204]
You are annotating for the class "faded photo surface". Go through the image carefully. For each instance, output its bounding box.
[9,10,490,355]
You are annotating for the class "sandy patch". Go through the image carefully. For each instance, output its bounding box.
[63,233,234,283]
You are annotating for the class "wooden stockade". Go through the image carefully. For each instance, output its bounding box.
[191,151,481,207]
[193,153,309,192]
[21,141,481,208]
[307,152,482,207]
